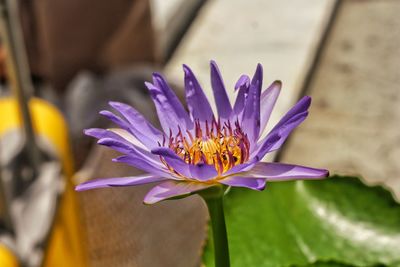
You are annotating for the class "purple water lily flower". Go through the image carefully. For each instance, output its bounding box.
[76,61,328,204]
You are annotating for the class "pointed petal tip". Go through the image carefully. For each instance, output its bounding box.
[210,61,219,74]
[151,147,183,161]
[302,95,312,104]
[247,162,330,181]
[143,188,189,205]
[108,100,122,107]
[235,75,250,91]
[150,147,163,155]
[96,138,108,145]
[143,197,164,205]
[210,59,232,118]
[254,64,263,83]
[144,81,155,89]
[182,64,192,75]
[151,73,164,90]
[75,185,84,191]
[108,101,131,111]
[84,128,111,140]
[152,72,167,83]
[143,190,161,205]
[75,182,95,192]
[220,176,267,191]
[145,82,160,97]
[99,109,112,116]
[152,71,162,78]
[97,138,117,147]
[257,181,267,191]
[250,63,263,87]
[98,110,106,115]
[143,181,211,204]
[182,63,189,70]
[300,96,312,111]
[273,80,282,87]
[83,128,95,135]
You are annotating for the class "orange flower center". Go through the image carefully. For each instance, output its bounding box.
[162,119,250,176]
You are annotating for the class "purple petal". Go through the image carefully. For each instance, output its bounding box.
[97,137,134,154]
[189,163,218,181]
[112,155,173,178]
[144,181,213,204]
[86,128,147,153]
[268,111,308,152]
[151,147,218,181]
[108,102,163,149]
[145,74,192,135]
[99,110,131,131]
[151,147,192,178]
[99,110,162,151]
[152,73,193,128]
[219,176,266,190]
[85,128,162,166]
[85,127,115,140]
[108,128,149,150]
[183,64,215,122]
[269,96,311,137]
[255,96,311,156]
[252,132,282,161]
[234,75,250,91]
[232,75,250,119]
[223,156,260,176]
[76,174,167,191]
[259,81,281,136]
[242,64,263,143]
[244,162,329,181]
[210,60,232,120]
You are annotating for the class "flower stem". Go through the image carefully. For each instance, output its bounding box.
[205,196,230,267]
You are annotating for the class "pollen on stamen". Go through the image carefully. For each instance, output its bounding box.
[160,118,250,177]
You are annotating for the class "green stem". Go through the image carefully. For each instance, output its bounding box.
[205,196,230,267]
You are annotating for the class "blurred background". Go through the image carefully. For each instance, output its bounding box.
[0,0,399,266]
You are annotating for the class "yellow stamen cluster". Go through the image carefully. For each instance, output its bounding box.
[162,119,250,177]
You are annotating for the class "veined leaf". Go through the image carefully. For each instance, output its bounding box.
[203,176,400,267]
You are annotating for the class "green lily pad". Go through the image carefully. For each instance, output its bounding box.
[294,261,359,267]
[203,176,400,267]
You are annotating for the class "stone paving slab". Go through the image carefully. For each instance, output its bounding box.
[165,0,336,138]
[280,0,400,199]
[78,147,207,267]
[151,0,204,61]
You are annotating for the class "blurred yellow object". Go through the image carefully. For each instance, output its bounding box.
[0,243,19,267]
[0,97,87,267]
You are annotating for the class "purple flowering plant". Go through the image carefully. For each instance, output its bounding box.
[76,61,328,267]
